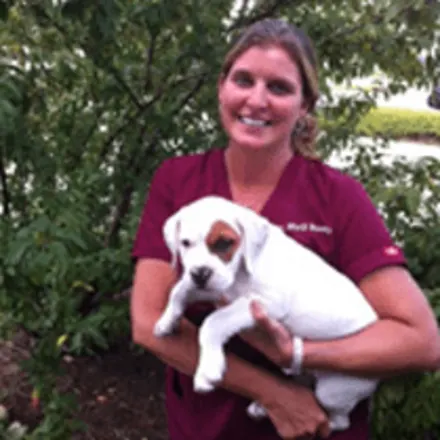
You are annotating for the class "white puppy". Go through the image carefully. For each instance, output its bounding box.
[154,196,379,431]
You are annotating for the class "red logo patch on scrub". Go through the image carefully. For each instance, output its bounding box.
[384,246,399,256]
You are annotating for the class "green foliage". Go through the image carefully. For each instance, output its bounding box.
[24,392,84,440]
[337,150,440,440]
[357,107,440,141]
[0,0,439,438]
[373,368,440,440]
[373,288,440,439]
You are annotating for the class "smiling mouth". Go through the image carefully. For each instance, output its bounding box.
[238,116,272,127]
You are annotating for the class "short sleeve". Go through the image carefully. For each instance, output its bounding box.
[332,177,407,284]
[132,160,174,262]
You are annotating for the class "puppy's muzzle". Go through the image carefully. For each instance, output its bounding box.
[190,266,213,288]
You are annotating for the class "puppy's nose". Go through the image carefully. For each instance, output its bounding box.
[190,266,213,288]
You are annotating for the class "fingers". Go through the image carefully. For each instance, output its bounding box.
[250,300,274,330]
[250,299,266,318]
[318,420,331,438]
[250,300,289,338]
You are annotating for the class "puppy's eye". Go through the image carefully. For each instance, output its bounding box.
[211,237,235,253]
[181,239,191,248]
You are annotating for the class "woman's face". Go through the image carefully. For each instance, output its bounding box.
[218,44,307,154]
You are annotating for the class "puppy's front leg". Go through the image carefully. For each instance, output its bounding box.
[154,278,192,337]
[194,297,255,393]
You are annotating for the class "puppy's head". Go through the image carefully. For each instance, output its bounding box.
[163,196,269,290]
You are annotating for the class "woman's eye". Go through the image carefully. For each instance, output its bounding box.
[269,81,293,95]
[211,237,235,253]
[233,73,253,87]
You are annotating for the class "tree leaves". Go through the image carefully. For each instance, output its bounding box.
[0,2,439,438]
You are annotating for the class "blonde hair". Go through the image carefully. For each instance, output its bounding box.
[221,19,320,159]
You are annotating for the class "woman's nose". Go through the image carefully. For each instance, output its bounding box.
[246,83,268,108]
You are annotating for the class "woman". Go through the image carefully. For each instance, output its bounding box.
[130,18,440,440]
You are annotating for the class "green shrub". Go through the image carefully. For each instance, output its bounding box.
[1,2,440,439]
[341,151,440,440]
[356,107,440,141]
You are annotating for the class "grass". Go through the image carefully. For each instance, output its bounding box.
[356,107,440,143]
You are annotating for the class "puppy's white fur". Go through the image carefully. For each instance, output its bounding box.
[154,196,379,432]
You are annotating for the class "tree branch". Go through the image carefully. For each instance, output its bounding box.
[0,151,10,218]
[104,183,135,248]
[233,0,251,24]
[144,32,157,92]
[98,71,207,161]
[324,3,423,42]
[31,4,144,113]
[228,0,294,32]
[163,74,207,123]
[80,107,107,148]
[238,0,251,17]
[103,74,209,247]
[107,64,143,111]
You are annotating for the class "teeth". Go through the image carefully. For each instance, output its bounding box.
[240,117,269,127]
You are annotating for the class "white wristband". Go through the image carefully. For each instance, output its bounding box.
[282,336,304,376]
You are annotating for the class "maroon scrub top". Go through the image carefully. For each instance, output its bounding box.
[132,148,406,440]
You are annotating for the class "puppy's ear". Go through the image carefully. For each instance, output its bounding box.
[236,210,269,275]
[163,210,181,269]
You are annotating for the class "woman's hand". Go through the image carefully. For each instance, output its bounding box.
[240,300,295,368]
[238,301,332,438]
[212,299,328,438]
[261,379,330,439]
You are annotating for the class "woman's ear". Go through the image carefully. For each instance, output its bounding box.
[300,98,309,116]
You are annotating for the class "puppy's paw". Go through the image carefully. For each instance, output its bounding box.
[329,414,350,431]
[153,316,176,337]
[247,401,267,419]
[193,371,216,393]
[193,352,226,393]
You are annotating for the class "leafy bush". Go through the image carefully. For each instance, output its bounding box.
[356,107,440,141]
[337,148,440,440]
[0,1,439,439]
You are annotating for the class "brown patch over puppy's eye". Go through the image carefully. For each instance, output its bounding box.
[211,237,235,253]
[206,221,240,262]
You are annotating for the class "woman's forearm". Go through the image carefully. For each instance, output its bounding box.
[303,319,440,376]
[133,315,283,402]
[241,267,440,378]
[132,313,330,439]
